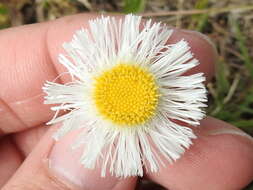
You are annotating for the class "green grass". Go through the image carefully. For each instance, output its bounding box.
[206,14,253,136]
[0,0,252,189]
[123,0,146,13]
[190,0,209,31]
[231,16,253,78]
[0,3,9,29]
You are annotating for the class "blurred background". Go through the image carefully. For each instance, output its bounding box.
[0,0,252,189]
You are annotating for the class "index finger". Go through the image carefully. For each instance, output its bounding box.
[0,14,216,134]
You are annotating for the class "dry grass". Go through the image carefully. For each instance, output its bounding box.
[0,0,252,189]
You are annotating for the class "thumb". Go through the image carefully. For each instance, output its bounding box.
[3,124,137,190]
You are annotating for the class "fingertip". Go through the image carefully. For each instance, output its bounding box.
[49,129,137,190]
[146,117,253,190]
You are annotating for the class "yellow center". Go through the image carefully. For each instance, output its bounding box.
[93,63,159,126]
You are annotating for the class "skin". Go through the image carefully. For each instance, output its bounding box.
[0,14,252,190]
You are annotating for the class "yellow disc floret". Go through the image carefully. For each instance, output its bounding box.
[93,63,159,126]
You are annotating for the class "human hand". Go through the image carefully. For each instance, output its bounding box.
[0,14,253,190]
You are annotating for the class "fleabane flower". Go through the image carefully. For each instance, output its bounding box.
[43,14,207,178]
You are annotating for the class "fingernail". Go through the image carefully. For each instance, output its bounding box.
[181,29,218,57]
[48,130,120,190]
[207,127,253,144]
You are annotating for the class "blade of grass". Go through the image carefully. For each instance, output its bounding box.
[191,0,209,31]
[196,14,209,31]
[210,59,230,116]
[232,119,253,133]
[142,5,253,17]
[123,0,146,13]
[230,15,253,78]
[0,4,8,15]
[216,59,230,96]
[0,3,9,29]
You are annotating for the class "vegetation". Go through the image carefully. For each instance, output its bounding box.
[0,0,252,189]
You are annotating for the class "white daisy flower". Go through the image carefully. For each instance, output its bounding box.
[43,14,207,178]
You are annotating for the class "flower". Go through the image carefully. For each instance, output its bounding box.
[43,14,207,178]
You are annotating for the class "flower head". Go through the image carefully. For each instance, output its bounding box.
[43,14,207,177]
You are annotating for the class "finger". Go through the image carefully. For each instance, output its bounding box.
[146,117,253,190]
[0,21,56,133]
[0,99,25,136]
[0,137,22,187]
[13,125,48,156]
[3,124,137,190]
[0,14,216,134]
